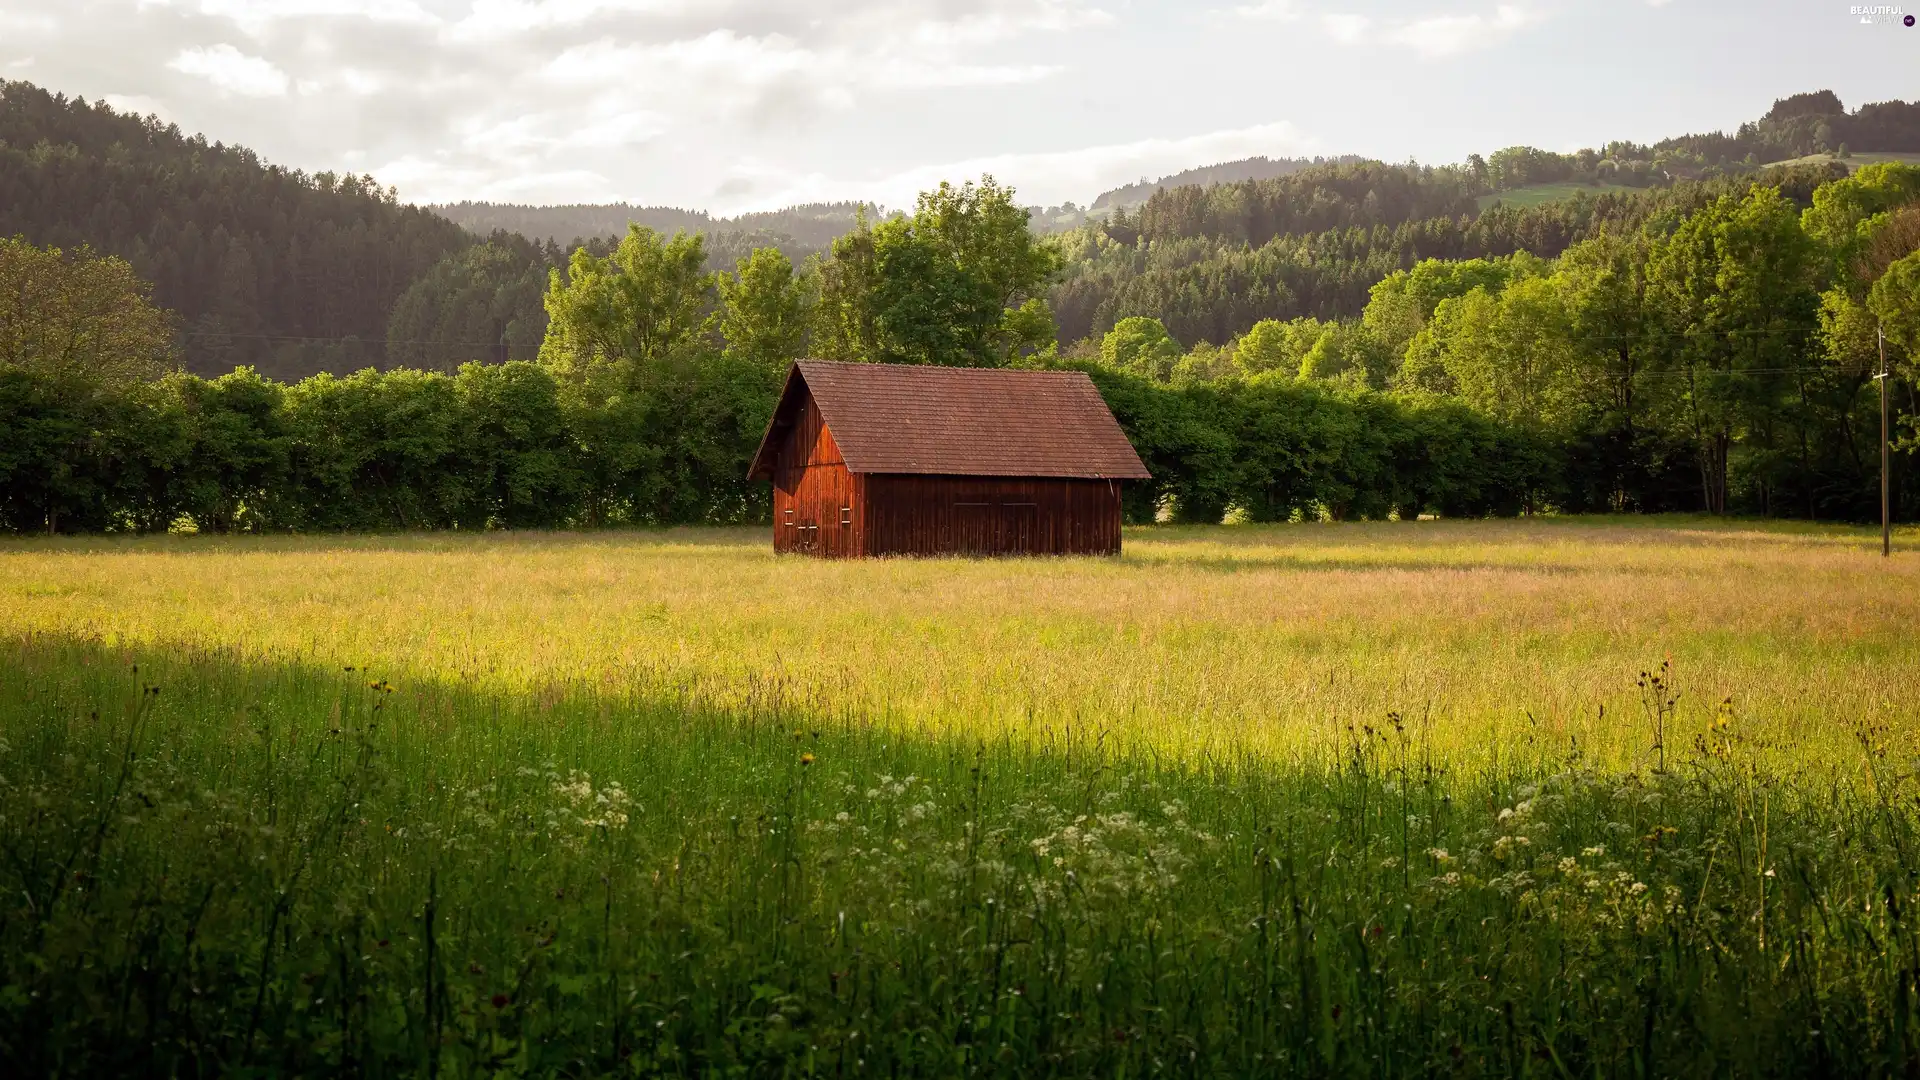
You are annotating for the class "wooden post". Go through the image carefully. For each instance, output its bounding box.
[1881,325,1892,558]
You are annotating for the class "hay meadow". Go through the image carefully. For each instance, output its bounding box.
[3,519,1920,1075]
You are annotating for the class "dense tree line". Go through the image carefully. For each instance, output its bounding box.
[6,86,1920,533]
[10,161,1918,534]
[0,186,1559,534]
[0,226,782,532]
[0,356,1564,534]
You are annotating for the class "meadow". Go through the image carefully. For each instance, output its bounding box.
[2,519,1919,1075]
[1765,150,1920,174]
[1472,181,1642,210]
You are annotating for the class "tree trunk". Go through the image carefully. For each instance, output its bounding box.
[1699,431,1730,515]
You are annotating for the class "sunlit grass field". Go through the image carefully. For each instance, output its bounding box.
[4,517,1915,768]
[3,519,1919,1075]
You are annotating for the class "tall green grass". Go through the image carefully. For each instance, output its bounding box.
[3,637,1917,1076]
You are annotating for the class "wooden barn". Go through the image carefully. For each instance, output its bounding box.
[747,361,1151,557]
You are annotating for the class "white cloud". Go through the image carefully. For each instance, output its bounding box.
[102,93,171,118]
[1318,4,1540,55]
[1391,5,1539,56]
[456,0,690,37]
[2,0,1193,210]
[1321,13,1370,42]
[0,9,55,32]
[1224,1,1300,21]
[147,0,438,36]
[168,44,290,96]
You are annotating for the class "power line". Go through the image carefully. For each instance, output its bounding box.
[171,325,1842,350]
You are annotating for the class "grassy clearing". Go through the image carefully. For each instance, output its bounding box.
[1764,151,1920,173]
[2,519,1918,1074]
[1474,182,1642,210]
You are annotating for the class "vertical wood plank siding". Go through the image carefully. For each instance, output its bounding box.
[771,394,864,557]
[863,475,1123,557]
[769,382,1126,558]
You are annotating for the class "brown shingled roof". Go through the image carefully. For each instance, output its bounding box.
[747,361,1151,481]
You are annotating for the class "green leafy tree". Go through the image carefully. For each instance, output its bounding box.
[1871,250,1920,376]
[539,226,716,380]
[1800,162,1920,286]
[811,177,1059,366]
[450,361,580,528]
[0,238,180,533]
[160,367,291,532]
[1648,187,1821,513]
[1549,234,1675,510]
[719,247,810,372]
[0,237,174,386]
[868,215,1001,366]
[1232,318,1313,375]
[1100,317,1183,382]
[809,212,882,364]
[1363,254,1545,363]
[280,369,466,530]
[913,177,1061,360]
[1423,280,1581,428]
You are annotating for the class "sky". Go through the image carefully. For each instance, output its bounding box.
[1,0,1915,214]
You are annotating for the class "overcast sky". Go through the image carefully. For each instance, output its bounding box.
[1,1,1913,214]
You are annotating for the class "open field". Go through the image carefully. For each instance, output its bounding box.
[1765,150,1920,173]
[3,518,1916,768]
[1474,181,1642,210]
[3,519,1920,1074]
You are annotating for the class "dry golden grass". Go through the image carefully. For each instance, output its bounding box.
[3,517,1915,767]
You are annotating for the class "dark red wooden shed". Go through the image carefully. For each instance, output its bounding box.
[747,361,1151,557]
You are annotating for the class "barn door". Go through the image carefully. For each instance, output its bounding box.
[953,497,1038,555]
[954,500,991,555]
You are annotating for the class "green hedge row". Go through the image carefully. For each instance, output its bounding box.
[1086,366,1563,523]
[0,361,1568,535]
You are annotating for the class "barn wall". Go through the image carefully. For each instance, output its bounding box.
[772,391,864,556]
[863,475,1123,557]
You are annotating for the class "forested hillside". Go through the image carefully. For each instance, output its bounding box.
[3,80,1918,395]
[433,201,869,264]
[1049,160,1848,346]
[1087,155,1364,211]
[0,81,473,381]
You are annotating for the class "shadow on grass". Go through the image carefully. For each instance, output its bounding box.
[0,633,1913,1077]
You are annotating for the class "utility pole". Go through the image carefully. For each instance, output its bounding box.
[1880,325,1891,558]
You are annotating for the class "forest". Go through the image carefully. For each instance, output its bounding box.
[3,81,1920,529]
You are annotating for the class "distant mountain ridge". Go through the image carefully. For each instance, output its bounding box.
[434,90,1920,250]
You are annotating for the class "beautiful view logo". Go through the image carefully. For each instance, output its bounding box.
[1850,4,1913,23]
